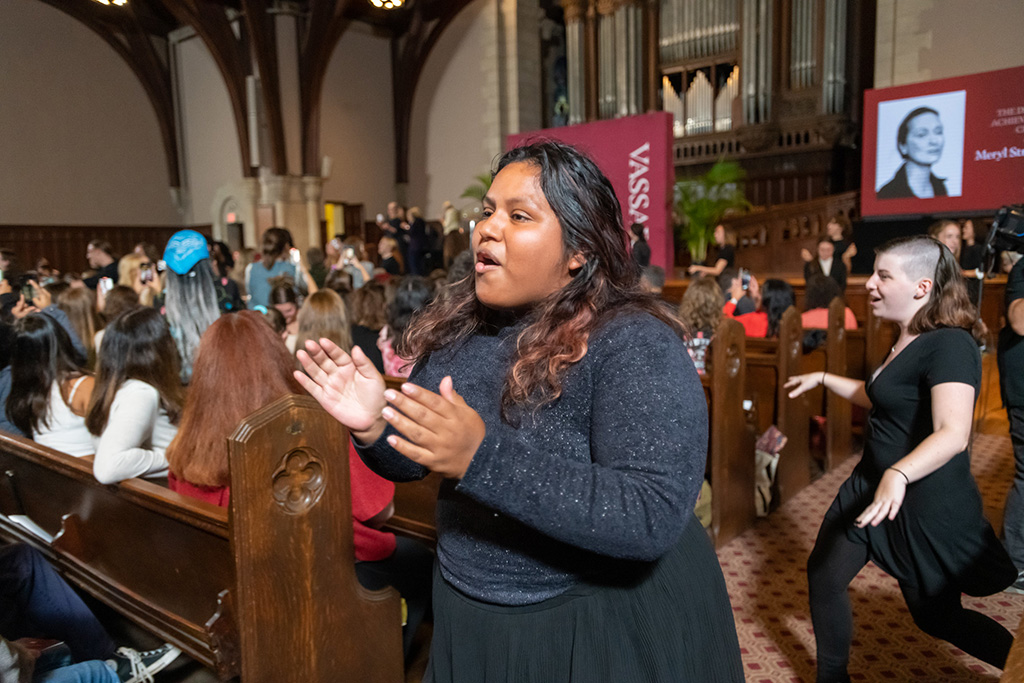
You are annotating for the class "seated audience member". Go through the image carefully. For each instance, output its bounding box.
[260,306,288,339]
[94,285,140,358]
[306,246,328,289]
[57,287,99,368]
[377,236,404,276]
[162,230,221,384]
[640,265,665,295]
[269,281,300,352]
[379,276,434,378]
[445,249,474,285]
[803,236,847,291]
[86,308,183,484]
[246,227,316,310]
[677,277,723,375]
[348,281,387,375]
[8,314,94,456]
[295,289,353,357]
[168,313,433,659]
[83,241,118,290]
[0,544,179,683]
[166,311,299,507]
[687,224,735,277]
[726,277,794,338]
[115,252,159,308]
[0,249,20,286]
[43,280,70,303]
[340,237,375,289]
[323,268,354,297]
[801,274,858,330]
[442,223,470,271]
[0,286,87,438]
[719,268,756,315]
[803,215,857,273]
[209,240,244,313]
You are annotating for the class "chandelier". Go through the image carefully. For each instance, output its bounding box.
[370,0,403,8]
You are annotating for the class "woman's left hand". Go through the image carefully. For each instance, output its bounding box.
[381,376,485,479]
[855,469,907,528]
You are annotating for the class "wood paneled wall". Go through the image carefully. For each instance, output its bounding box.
[721,191,858,276]
[0,225,210,276]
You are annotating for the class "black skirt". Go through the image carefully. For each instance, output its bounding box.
[425,515,743,683]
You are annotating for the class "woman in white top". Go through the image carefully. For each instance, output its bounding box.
[86,308,183,484]
[7,313,94,456]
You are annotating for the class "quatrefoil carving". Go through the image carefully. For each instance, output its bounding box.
[272,449,325,514]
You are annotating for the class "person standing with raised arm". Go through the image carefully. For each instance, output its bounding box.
[785,235,1016,682]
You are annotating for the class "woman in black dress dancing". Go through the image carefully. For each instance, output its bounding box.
[295,141,742,682]
[786,235,1016,682]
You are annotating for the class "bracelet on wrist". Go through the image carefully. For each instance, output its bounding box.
[820,370,827,387]
[888,466,910,485]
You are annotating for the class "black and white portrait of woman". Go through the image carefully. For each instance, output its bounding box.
[875,91,965,200]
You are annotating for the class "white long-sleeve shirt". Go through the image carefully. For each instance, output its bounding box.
[92,379,177,484]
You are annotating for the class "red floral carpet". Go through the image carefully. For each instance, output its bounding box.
[718,433,1023,682]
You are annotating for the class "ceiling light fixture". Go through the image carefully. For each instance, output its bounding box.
[370,0,403,8]
[93,0,129,6]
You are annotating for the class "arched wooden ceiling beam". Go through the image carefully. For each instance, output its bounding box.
[298,0,355,177]
[36,0,182,189]
[240,0,288,176]
[391,0,478,184]
[156,0,255,176]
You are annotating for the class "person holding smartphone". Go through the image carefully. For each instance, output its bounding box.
[245,227,317,309]
[338,238,374,289]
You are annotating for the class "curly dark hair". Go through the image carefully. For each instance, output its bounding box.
[401,141,684,420]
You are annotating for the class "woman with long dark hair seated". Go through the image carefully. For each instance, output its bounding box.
[296,141,742,682]
[86,308,183,484]
[7,313,94,456]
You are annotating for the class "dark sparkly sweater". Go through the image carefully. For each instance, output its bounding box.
[355,310,707,605]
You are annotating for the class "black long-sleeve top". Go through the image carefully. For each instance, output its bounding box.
[355,310,707,605]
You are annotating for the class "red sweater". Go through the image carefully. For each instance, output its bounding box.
[723,300,769,337]
[169,442,397,561]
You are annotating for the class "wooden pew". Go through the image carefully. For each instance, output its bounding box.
[702,318,756,547]
[0,395,405,683]
[745,306,812,507]
[799,298,853,471]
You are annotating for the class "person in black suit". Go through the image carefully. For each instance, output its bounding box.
[629,223,651,268]
[803,236,847,291]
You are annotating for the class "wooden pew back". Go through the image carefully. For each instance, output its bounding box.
[0,395,405,683]
[745,306,811,505]
[702,318,756,547]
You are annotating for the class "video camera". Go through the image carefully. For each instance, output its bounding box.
[986,205,1024,254]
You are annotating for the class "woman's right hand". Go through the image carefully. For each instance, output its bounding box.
[294,339,388,444]
[800,248,813,262]
[784,373,821,398]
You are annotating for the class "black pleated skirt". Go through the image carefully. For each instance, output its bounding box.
[425,515,743,683]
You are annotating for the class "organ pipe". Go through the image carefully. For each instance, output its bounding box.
[823,0,847,114]
[659,0,739,64]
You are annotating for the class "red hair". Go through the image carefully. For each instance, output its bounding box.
[166,311,303,487]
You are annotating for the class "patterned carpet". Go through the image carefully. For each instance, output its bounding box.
[719,433,1023,682]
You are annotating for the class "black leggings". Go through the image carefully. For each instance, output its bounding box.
[807,513,1013,683]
